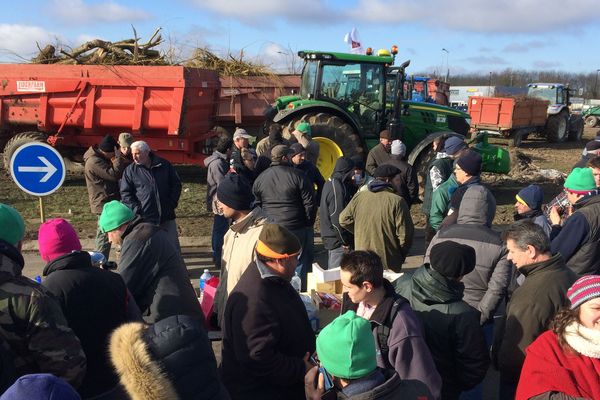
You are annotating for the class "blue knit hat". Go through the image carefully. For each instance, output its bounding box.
[443,136,466,156]
[0,374,81,400]
[516,184,544,210]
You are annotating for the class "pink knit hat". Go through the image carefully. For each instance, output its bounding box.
[567,275,600,310]
[38,218,82,262]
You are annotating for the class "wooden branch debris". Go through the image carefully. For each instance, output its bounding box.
[31,27,167,65]
[184,47,272,76]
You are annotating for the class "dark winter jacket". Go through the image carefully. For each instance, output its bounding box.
[551,193,600,275]
[366,143,391,176]
[252,162,315,230]
[494,253,576,385]
[426,185,511,324]
[320,157,356,250]
[515,209,552,237]
[334,369,434,400]
[384,156,418,206]
[394,265,489,400]
[117,217,203,323]
[422,154,453,215]
[120,153,182,224]
[0,240,86,389]
[204,150,230,213]
[221,261,316,400]
[42,251,141,398]
[294,160,325,206]
[441,176,489,229]
[341,280,442,399]
[110,315,229,400]
[83,146,127,214]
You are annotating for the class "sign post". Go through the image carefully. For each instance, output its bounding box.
[9,142,66,223]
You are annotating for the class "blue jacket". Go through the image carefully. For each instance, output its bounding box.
[120,153,182,224]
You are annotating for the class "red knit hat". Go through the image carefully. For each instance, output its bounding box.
[38,218,82,262]
[567,275,600,310]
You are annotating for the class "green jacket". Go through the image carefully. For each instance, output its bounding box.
[339,181,414,272]
[421,155,453,215]
[0,240,86,388]
[429,173,458,231]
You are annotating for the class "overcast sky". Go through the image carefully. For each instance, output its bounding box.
[1,0,598,75]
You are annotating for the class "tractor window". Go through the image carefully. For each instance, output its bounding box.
[301,61,318,97]
[319,62,384,109]
[527,86,558,104]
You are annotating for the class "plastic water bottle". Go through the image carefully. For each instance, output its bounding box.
[291,272,301,293]
[199,269,212,303]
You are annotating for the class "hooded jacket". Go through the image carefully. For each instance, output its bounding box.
[110,315,229,400]
[120,152,182,224]
[339,180,414,272]
[394,266,489,399]
[214,206,271,327]
[83,146,127,214]
[42,251,141,398]
[551,193,600,275]
[341,280,442,399]
[494,253,576,384]
[252,162,315,230]
[204,150,230,214]
[334,369,433,400]
[0,240,86,389]
[383,156,418,206]
[426,185,511,324]
[118,217,203,323]
[320,157,357,250]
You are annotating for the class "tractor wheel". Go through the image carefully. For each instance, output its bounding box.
[509,129,527,148]
[282,112,364,179]
[2,131,48,171]
[546,110,569,143]
[586,115,599,128]
[568,115,584,142]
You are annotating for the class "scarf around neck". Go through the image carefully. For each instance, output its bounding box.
[564,321,600,358]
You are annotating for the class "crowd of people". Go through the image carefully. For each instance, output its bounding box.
[1,125,600,400]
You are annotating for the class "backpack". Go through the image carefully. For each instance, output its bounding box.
[375,295,407,369]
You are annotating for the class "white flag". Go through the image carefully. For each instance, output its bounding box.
[343,27,363,55]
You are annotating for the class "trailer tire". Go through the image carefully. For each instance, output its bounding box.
[509,129,527,147]
[586,115,598,128]
[546,110,569,143]
[2,132,48,171]
[568,115,584,142]
[282,112,365,178]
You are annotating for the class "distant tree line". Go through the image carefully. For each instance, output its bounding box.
[418,69,600,98]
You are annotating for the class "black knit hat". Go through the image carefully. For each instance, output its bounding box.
[373,164,400,179]
[99,135,118,152]
[289,143,305,158]
[456,150,482,176]
[216,174,254,211]
[256,224,301,259]
[430,241,476,279]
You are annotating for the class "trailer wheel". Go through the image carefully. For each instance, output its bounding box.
[509,129,527,147]
[2,132,48,171]
[586,115,598,128]
[568,115,584,142]
[282,112,364,179]
[546,110,569,143]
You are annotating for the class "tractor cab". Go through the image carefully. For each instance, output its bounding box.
[527,83,570,115]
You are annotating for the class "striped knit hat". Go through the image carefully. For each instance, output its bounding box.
[567,275,600,309]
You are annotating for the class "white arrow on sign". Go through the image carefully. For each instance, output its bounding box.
[17,156,58,183]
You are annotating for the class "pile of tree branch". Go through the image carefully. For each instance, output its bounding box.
[185,47,272,76]
[31,27,167,65]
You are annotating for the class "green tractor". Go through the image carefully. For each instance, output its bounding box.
[264,48,508,179]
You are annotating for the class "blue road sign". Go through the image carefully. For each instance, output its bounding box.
[10,142,66,196]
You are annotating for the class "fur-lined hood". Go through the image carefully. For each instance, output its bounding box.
[110,322,178,400]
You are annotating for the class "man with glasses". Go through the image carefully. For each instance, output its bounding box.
[221,224,316,400]
[550,167,600,275]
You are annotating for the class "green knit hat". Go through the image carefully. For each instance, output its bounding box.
[316,310,376,379]
[0,203,25,246]
[295,122,311,135]
[99,201,135,233]
[564,167,596,193]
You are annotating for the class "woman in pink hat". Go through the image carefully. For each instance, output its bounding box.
[516,275,600,400]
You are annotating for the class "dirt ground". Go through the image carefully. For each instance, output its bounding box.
[1,127,597,240]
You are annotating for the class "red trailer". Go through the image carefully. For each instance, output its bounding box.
[0,64,221,168]
[468,96,549,146]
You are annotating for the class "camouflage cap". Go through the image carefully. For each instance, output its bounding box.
[99,201,135,233]
[0,203,25,246]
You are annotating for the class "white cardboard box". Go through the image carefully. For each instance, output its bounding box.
[311,262,340,282]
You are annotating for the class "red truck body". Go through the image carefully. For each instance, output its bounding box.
[468,96,548,131]
[0,64,222,164]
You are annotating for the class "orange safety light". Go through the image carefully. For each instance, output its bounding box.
[391,45,398,55]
